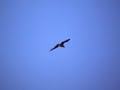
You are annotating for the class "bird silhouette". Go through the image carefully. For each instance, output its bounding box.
[50,39,70,51]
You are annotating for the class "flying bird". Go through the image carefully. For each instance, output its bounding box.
[50,39,70,51]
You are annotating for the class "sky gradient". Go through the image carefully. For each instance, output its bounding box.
[1,0,120,90]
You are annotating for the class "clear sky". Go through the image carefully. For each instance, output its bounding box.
[1,0,120,90]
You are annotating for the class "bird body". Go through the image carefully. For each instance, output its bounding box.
[50,39,70,51]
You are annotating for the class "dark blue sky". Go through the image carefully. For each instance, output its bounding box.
[1,0,120,90]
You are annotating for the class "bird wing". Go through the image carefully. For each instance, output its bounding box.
[50,44,59,51]
[61,39,70,45]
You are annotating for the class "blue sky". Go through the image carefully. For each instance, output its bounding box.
[1,0,120,90]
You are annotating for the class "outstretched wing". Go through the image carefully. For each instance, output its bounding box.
[50,44,59,51]
[61,39,70,45]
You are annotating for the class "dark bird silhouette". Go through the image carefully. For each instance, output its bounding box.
[50,39,70,51]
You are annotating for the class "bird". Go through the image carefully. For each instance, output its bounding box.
[50,39,70,51]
